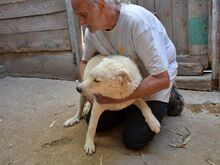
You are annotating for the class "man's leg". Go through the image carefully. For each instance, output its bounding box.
[122,101,167,150]
[167,85,184,116]
[86,109,126,132]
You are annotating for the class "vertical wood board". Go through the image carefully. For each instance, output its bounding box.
[65,0,81,79]
[138,0,155,12]
[130,0,137,4]
[188,0,209,56]
[155,0,173,39]
[172,0,188,55]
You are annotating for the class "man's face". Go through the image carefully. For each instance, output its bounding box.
[72,0,105,32]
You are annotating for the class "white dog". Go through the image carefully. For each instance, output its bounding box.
[64,55,160,155]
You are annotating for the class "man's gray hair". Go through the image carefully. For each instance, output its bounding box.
[91,0,130,4]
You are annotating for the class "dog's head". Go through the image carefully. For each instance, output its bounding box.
[76,58,136,99]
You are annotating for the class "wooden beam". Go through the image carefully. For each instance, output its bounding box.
[0,29,71,53]
[177,54,209,69]
[177,62,203,76]
[211,0,220,90]
[0,51,76,80]
[0,12,68,34]
[0,0,66,20]
[0,0,27,5]
[217,0,220,91]
[208,0,212,66]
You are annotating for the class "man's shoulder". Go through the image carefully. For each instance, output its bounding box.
[120,4,155,28]
[121,3,152,18]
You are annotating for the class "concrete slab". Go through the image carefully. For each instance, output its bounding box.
[0,77,219,165]
[176,73,212,91]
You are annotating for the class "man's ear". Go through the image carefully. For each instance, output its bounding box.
[117,70,132,84]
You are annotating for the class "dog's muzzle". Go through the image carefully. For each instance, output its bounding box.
[76,86,82,93]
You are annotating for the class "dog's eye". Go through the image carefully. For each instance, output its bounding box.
[94,79,100,83]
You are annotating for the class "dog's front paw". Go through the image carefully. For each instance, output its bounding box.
[147,116,161,133]
[84,141,95,155]
[64,116,81,127]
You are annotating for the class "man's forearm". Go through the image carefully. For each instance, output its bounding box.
[126,71,170,101]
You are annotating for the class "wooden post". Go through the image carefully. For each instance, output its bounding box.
[218,1,220,91]
[65,0,81,79]
[217,0,219,91]
[211,0,220,90]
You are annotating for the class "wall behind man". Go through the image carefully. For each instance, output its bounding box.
[0,0,78,80]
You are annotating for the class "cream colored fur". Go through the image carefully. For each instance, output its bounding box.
[64,55,160,155]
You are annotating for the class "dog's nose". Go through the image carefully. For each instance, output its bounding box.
[76,86,82,93]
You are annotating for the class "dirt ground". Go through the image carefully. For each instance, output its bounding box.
[0,77,220,165]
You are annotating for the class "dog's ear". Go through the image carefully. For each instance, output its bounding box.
[117,70,132,84]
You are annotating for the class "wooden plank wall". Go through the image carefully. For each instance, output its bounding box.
[0,0,77,80]
[0,0,212,80]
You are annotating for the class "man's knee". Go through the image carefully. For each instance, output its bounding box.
[122,130,155,150]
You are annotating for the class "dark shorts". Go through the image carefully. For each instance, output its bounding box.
[86,101,168,150]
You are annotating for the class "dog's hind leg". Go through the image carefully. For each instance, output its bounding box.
[84,101,104,155]
[64,95,87,127]
[134,99,161,133]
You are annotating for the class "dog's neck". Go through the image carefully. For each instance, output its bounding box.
[103,83,138,100]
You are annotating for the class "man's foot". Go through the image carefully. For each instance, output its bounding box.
[167,85,184,116]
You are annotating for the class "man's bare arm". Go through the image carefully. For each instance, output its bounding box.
[126,71,170,100]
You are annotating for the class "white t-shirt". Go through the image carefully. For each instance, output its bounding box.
[82,3,178,103]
